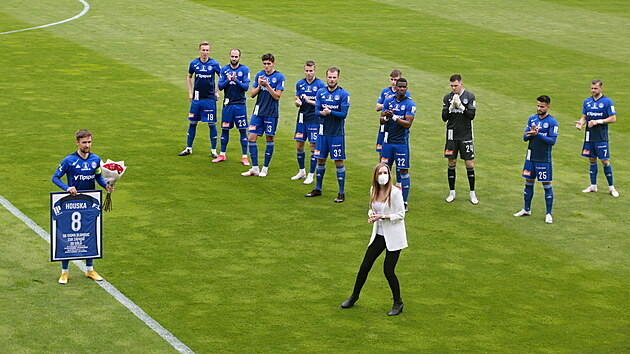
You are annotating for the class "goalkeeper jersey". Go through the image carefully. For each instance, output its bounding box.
[442,89,476,140]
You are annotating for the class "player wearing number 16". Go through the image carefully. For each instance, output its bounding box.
[380,78,415,211]
[52,129,114,283]
[305,67,350,203]
[513,96,558,224]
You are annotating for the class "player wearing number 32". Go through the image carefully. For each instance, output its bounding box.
[305,67,350,203]
[513,96,558,224]
[380,78,415,211]
[52,129,114,284]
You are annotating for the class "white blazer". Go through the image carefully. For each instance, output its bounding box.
[368,187,407,251]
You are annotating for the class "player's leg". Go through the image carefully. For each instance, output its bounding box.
[307,137,327,196]
[260,118,278,177]
[542,182,554,223]
[292,123,307,180]
[333,137,346,203]
[201,101,218,157]
[514,161,534,217]
[444,140,457,202]
[239,129,249,165]
[234,106,249,165]
[599,143,618,197]
[581,142,598,193]
[304,141,317,185]
[465,159,478,205]
[341,235,386,308]
[375,125,385,158]
[394,144,410,209]
[215,106,232,163]
[85,258,103,281]
[180,102,200,156]
[242,116,262,176]
[59,260,70,284]
[384,249,403,316]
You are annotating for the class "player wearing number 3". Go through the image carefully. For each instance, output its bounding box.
[380,78,415,211]
[305,67,350,203]
[52,129,114,283]
[513,96,558,224]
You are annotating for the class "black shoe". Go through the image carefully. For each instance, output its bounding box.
[334,193,345,203]
[305,189,322,197]
[178,148,192,156]
[387,301,403,316]
[404,202,408,212]
[341,296,358,309]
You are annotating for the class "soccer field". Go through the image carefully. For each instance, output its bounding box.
[1,0,628,352]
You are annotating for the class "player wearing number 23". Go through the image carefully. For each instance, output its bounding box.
[513,96,558,224]
[52,129,113,283]
[305,67,350,203]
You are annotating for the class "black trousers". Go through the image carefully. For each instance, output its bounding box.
[351,234,402,303]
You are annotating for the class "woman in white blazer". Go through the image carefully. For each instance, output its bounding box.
[341,163,407,316]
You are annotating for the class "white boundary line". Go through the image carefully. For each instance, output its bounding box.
[0,195,193,354]
[1,0,90,35]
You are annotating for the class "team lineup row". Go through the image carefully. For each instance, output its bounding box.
[179,41,619,219]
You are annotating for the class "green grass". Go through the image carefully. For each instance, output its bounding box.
[1,0,628,352]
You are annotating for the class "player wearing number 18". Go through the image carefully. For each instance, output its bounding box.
[380,78,415,210]
[52,129,114,283]
[305,67,350,203]
[513,96,558,224]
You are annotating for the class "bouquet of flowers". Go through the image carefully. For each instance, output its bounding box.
[100,159,127,212]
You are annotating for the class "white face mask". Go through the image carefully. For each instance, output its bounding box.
[378,173,389,185]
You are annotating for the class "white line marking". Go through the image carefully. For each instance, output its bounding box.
[1,0,90,35]
[0,195,193,354]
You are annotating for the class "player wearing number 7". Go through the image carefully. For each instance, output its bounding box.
[52,129,114,283]
[513,96,558,224]
[379,78,415,211]
[305,67,350,203]
[575,79,619,197]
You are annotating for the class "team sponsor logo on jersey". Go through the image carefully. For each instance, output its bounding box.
[582,149,590,155]
[444,149,454,155]
[74,174,95,181]
[189,113,195,118]
[295,132,304,139]
[380,157,389,163]
[222,122,231,128]
[523,169,531,176]
[249,125,257,130]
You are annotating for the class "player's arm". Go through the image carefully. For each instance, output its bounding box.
[394,114,415,129]
[237,71,250,91]
[52,160,74,194]
[464,94,476,120]
[187,74,194,101]
[588,114,616,127]
[441,96,451,122]
[295,82,302,107]
[328,93,350,119]
[218,70,228,90]
[250,76,261,98]
[575,114,587,130]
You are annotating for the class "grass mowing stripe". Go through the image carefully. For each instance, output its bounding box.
[372,0,629,63]
[0,0,89,35]
[0,195,193,354]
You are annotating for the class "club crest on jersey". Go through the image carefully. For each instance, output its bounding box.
[238,72,242,76]
[334,95,340,100]
[543,122,549,128]
[91,162,97,168]
[598,103,604,108]
[463,98,468,104]
[272,78,277,83]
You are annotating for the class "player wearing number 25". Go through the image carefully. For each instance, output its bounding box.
[52,129,114,284]
[380,78,415,211]
[513,96,558,224]
[305,67,350,203]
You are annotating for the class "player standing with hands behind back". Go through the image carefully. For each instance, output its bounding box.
[52,129,114,284]
[442,74,478,204]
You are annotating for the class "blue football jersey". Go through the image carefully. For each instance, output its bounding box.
[383,96,416,145]
[53,194,101,258]
[53,152,104,191]
[525,114,559,163]
[582,95,615,142]
[296,77,325,124]
[252,70,285,118]
[316,86,351,137]
[218,64,250,106]
[189,57,221,100]
[377,87,411,104]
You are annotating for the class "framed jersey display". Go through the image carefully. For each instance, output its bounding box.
[50,190,102,262]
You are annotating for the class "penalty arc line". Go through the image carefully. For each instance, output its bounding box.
[0,195,193,354]
[1,0,90,35]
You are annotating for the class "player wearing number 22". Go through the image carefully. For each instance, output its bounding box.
[52,129,114,284]
[513,96,558,224]
[380,78,415,211]
[305,67,350,203]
